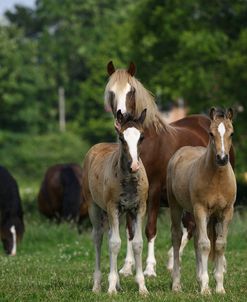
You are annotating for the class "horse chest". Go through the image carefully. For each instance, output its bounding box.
[118,176,140,215]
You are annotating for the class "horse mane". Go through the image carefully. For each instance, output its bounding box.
[105,69,173,134]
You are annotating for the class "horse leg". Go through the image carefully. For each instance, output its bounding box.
[193,228,202,284]
[214,207,233,294]
[170,203,183,292]
[144,189,160,277]
[119,214,135,276]
[89,202,104,293]
[167,226,189,272]
[132,213,148,295]
[108,212,121,294]
[194,205,211,294]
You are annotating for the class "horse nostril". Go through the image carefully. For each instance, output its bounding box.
[216,154,229,166]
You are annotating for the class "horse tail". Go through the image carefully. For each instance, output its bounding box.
[208,216,217,261]
[60,165,81,221]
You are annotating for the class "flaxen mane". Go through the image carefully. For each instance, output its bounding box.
[105,69,173,133]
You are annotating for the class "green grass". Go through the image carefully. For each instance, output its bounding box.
[0,207,246,301]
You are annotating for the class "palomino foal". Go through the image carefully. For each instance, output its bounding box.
[82,109,148,295]
[167,108,236,294]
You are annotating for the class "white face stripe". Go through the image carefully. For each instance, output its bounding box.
[218,122,226,158]
[10,225,16,256]
[111,82,131,114]
[123,127,140,164]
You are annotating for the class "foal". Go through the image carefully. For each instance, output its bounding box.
[167,108,236,294]
[82,109,148,294]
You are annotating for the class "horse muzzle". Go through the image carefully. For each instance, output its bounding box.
[216,154,229,166]
[130,161,140,173]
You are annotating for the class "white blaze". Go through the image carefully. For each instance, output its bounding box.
[123,127,140,170]
[10,225,16,256]
[112,82,131,114]
[218,122,226,158]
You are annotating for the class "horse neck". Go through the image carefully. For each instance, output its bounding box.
[117,144,139,180]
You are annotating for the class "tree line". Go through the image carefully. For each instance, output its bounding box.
[0,0,246,175]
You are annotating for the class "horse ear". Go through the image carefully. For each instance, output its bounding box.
[209,107,216,120]
[138,108,147,124]
[226,108,234,120]
[107,61,115,76]
[127,62,136,76]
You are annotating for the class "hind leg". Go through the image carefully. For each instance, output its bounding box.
[119,214,135,276]
[132,213,148,295]
[144,189,161,277]
[170,203,183,292]
[214,207,233,294]
[167,226,189,272]
[108,210,121,294]
[194,205,211,294]
[89,202,105,293]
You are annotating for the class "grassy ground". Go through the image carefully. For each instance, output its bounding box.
[0,206,246,302]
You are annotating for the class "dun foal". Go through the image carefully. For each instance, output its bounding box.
[167,108,236,294]
[82,109,148,294]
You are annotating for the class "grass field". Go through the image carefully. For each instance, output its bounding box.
[0,204,246,302]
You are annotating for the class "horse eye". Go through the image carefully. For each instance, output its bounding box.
[139,134,144,142]
[230,132,234,137]
[209,132,214,137]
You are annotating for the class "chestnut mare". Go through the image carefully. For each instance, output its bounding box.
[167,108,236,294]
[104,61,235,276]
[82,110,149,294]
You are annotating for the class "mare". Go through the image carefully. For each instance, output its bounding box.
[104,61,235,276]
[82,110,149,294]
[0,166,24,255]
[167,108,236,294]
[38,163,86,226]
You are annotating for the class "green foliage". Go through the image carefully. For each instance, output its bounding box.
[0,0,246,176]
[0,130,89,185]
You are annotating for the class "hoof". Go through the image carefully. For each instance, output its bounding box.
[201,287,211,295]
[108,288,117,295]
[144,265,157,277]
[172,283,182,292]
[216,287,226,294]
[119,264,133,276]
[92,285,101,293]
[139,286,149,296]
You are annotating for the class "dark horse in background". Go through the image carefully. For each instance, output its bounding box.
[0,166,25,255]
[104,61,235,276]
[38,163,88,229]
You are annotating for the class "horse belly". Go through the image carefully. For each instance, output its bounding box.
[168,154,194,212]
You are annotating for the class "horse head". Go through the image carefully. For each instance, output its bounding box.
[1,216,24,256]
[209,107,234,166]
[115,109,146,173]
[105,61,137,117]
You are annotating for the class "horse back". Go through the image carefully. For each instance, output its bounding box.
[0,166,23,218]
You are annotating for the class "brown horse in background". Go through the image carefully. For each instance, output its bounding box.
[105,61,235,276]
[38,163,87,228]
[167,108,236,294]
[82,110,149,294]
